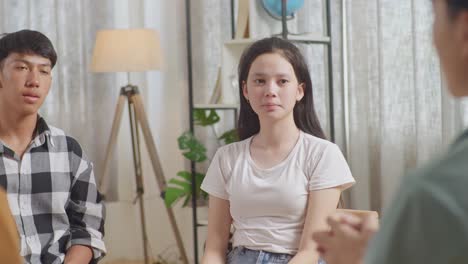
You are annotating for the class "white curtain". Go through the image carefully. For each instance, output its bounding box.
[345,0,468,212]
[0,0,119,197]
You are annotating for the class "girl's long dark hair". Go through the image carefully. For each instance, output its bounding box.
[237,37,326,140]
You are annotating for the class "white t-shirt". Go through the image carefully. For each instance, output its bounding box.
[201,130,355,254]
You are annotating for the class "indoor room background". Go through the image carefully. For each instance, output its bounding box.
[1,0,467,263]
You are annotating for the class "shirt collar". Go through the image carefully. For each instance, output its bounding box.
[32,115,54,148]
[0,115,53,155]
[35,115,52,136]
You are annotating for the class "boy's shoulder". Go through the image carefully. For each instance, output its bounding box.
[47,125,85,156]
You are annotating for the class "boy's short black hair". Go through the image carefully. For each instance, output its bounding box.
[0,29,57,68]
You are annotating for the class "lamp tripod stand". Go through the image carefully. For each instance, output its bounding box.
[99,85,189,264]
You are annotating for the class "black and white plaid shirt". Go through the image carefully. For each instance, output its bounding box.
[0,117,106,264]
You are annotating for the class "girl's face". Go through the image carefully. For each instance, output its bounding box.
[242,52,304,122]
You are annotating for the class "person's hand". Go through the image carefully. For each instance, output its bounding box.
[312,212,378,264]
[63,245,93,264]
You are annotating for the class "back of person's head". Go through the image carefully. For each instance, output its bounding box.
[447,0,468,17]
[237,37,325,140]
[0,29,57,68]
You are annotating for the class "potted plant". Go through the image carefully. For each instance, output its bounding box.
[164,109,238,208]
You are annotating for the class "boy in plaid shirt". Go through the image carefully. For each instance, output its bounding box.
[0,30,106,263]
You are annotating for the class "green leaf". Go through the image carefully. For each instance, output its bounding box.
[164,187,186,208]
[183,152,206,162]
[165,171,207,208]
[193,109,220,126]
[201,190,209,199]
[177,132,207,162]
[205,110,220,125]
[218,129,239,145]
[176,171,205,196]
[182,195,192,207]
[194,172,205,196]
[176,171,192,182]
[168,178,191,192]
[193,109,205,126]
[171,107,236,208]
[177,131,193,150]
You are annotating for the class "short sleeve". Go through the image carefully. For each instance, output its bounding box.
[308,143,355,191]
[201,148,229,200]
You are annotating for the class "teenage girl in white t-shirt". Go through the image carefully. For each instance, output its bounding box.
[201,37,355,264]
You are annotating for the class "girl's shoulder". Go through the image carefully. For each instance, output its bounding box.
[300,131,336,151]
[299,131,346,164]
[216,136,251,157]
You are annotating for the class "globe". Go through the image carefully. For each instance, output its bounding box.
[261,0,305,20]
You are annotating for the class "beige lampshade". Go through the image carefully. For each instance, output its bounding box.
[90,28,162,72]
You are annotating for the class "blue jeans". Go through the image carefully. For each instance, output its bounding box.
[227,246,326,264]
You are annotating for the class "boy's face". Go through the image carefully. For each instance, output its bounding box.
[0,52,52,117]
[433,0,468,97]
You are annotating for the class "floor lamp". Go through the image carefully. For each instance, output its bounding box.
[90,29,189,264]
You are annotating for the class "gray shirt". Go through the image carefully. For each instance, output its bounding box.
[365,129,468,264]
